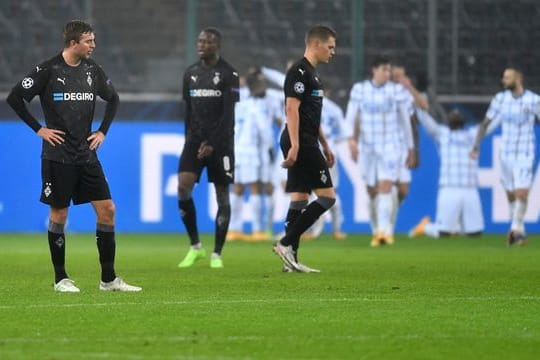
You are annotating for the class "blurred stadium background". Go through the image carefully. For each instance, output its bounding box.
[0,0,539,233]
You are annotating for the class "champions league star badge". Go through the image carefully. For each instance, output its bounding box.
[213,72,220,85]
[86,72,92,87]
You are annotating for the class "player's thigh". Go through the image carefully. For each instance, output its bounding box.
[207,151,234,185]
[295,146,333,192]
[359,150,377,188]
[73,161,111,205]
[235,156,259,184]
[511,159,534,190]
[435,187,461,233]
[462,188,484,233]
[178,141,204,179]
[40,159,78,208]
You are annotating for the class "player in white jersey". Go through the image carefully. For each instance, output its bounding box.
[471,67,540,246]
[228,69,282,241]
[345,56,415,246]
[409,109,497,238]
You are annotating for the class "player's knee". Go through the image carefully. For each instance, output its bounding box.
[99,201,116,223]
[50,208,68,224]
[316,196,336,210]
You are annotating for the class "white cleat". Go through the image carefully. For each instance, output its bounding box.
[283,263,321,273]
[273,243,300,271]
[54,278,80,293]
[99,277,142,292]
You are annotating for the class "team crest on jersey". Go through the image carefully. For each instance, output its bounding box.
[21,77,34,89]
[86,72,92,86]
[294,82,305,94]
[213,72,220,85]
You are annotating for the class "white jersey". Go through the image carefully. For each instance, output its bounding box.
[486,89,540,160]
[345,80,413,154]
[321,98,347,149]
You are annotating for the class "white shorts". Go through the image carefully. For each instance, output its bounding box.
[499,155,534,191]
[435,187,484,234]
[360,149,401,187]
[235,153,272,184]
[397,149,411,184]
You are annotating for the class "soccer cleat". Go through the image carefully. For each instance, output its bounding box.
[54,278,80,293]
[226,231,247,241]
[408,216,430,238]
[210,257,224,268]
[273,242,300,270]
[282,262,320,273]
[370,234,381,247]
[99,277,142,292]
[384,235,395,245]
[178,247,207,268]
[333,231,347,240]
[507,231,528,247]
[249,231,270,242]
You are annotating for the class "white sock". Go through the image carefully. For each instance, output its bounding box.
[389,186,399,236]
[369,196,378,234]
[424,223,440,238]
[229,193,243,232]
[511,199,527,233]
[250,194,262,233]
[263,193,274,233]
[508,200,515,220]
[211,252,220,259]
[377,192,393,236]
[330,196,343,233]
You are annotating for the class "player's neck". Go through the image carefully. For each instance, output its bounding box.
[304,51,318,68]
[511,85,524,97]
[201,55,220,68]
[62,50,82,67]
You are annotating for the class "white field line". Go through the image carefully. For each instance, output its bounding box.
[0,295,538,310]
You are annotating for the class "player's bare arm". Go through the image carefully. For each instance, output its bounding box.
[470,117,491,159]
[348,112,360,162]
[282,97,301,168]
[318,126,335,167]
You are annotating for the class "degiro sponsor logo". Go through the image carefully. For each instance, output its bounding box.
[189,89,222,97]
[53,92,94,101]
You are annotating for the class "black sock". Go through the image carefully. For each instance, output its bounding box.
[281,198,333,247]
[179,198,199,246]
[96,223,116,282]
[284,200,307,261]
[214,204,230,255]
[48,221,68,284]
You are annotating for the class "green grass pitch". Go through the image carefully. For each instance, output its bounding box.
[0,233,539,359]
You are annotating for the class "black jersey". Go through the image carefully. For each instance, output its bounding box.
[182,58,239,152]
[9,53,118,164]
[283,57,324,147]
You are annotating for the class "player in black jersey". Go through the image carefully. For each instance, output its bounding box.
[6,20,141,292]
[273,25,337,273]
[177,28,239,269]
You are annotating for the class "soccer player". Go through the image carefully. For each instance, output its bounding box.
[177,28,239,268]
[471,67,540,246]
[228,68,281,241]
[273,25,337,273]
[6,20,141,292]
[345,56,415,247]
[409,109,497,238]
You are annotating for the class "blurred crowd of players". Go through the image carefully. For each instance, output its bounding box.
[227,59,539,247]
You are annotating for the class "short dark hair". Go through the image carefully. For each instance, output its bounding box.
[201,27,222,47]
[371,55,391,69]
[63,20,93,47]
[305,25,337,44]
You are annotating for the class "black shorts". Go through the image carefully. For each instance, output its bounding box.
[281,143,333,193]
[40,159,111,208]
[178,141,234,185]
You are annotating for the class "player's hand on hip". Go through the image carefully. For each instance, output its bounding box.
[87,131,105,150]
[37,127,65,147]
[197,141,214,159]
[281,146,298,168]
